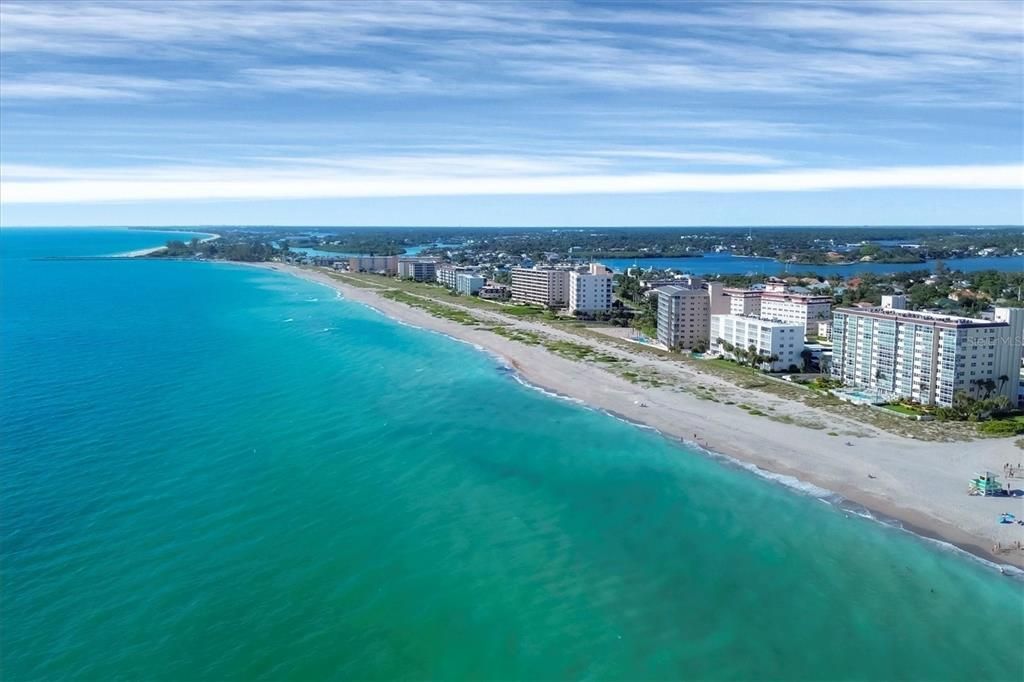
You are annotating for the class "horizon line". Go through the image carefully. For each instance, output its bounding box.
[3,223,1023,230]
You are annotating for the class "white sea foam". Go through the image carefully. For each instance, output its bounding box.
[509,372,586,406]
[727,460,837,499]
[919,534,1024,580]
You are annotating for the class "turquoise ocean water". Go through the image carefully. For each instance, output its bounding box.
[2,229,1022,680]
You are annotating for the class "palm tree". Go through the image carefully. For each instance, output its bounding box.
[982,378,997,399]
[744,344,757,370]
[998,374,1009,393]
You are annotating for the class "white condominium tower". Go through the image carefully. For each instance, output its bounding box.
[510,267,571,307]
[759,292,833,338]
[831,307,1024,407]
[568,263,613,314]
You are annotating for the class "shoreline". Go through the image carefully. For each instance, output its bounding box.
[247,261,1024,573]
[114,233,220,258]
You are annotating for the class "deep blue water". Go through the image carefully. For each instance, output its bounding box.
[603,252,1023,276]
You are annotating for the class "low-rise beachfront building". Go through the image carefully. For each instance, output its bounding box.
[397,258,439,282]
[830,306,1024,407]
[710,314,804,372]
[760,292,833,338]
[510,267,570,307]
[348,255,398,275]
[478,284,510,300]
[568,263,613,314]
[725,287,762,317]
[455,273,486,296]
[656,285,710,350]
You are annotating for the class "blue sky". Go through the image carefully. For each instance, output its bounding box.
[1,0,1021,226]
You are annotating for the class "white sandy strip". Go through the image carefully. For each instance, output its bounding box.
[114,233,220,258]
[253,262,1024,571]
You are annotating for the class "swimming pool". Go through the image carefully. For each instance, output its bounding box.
[832,387,887,405]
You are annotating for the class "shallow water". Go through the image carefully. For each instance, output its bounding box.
[2,229,1022,680]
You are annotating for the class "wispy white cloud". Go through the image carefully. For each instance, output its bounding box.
[235,153,607,176]
[240,67,436,94]
[1,0,1020,225]
[0,73,205,100]
[589,150,787,166]
[1,1,1020,105]
[3,162,1019,203]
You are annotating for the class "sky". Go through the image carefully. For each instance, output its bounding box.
[1,0,1022,227]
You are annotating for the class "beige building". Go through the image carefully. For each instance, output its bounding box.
[510,267,570,307]
[706,281,731,316]
[348,255,398,275]
[656,285,710,350]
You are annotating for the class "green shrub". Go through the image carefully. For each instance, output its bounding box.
[979,420,1024,437]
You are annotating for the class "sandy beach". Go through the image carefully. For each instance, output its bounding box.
[254,262,1024,571]
[117,232,220,258]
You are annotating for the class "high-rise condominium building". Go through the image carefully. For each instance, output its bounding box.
[724,287,762,317]
[760,292,833,337]
[510,267,570,307]
[348,255,398,275]
[568,263,613,314]
[656,285,710,350]
[830,307,1024,407]
[710,315,804,372]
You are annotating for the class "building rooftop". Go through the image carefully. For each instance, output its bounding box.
[761,291,833,302]
[656,284,700,296]
[835,306,1006,328]
[713,313,804,328]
